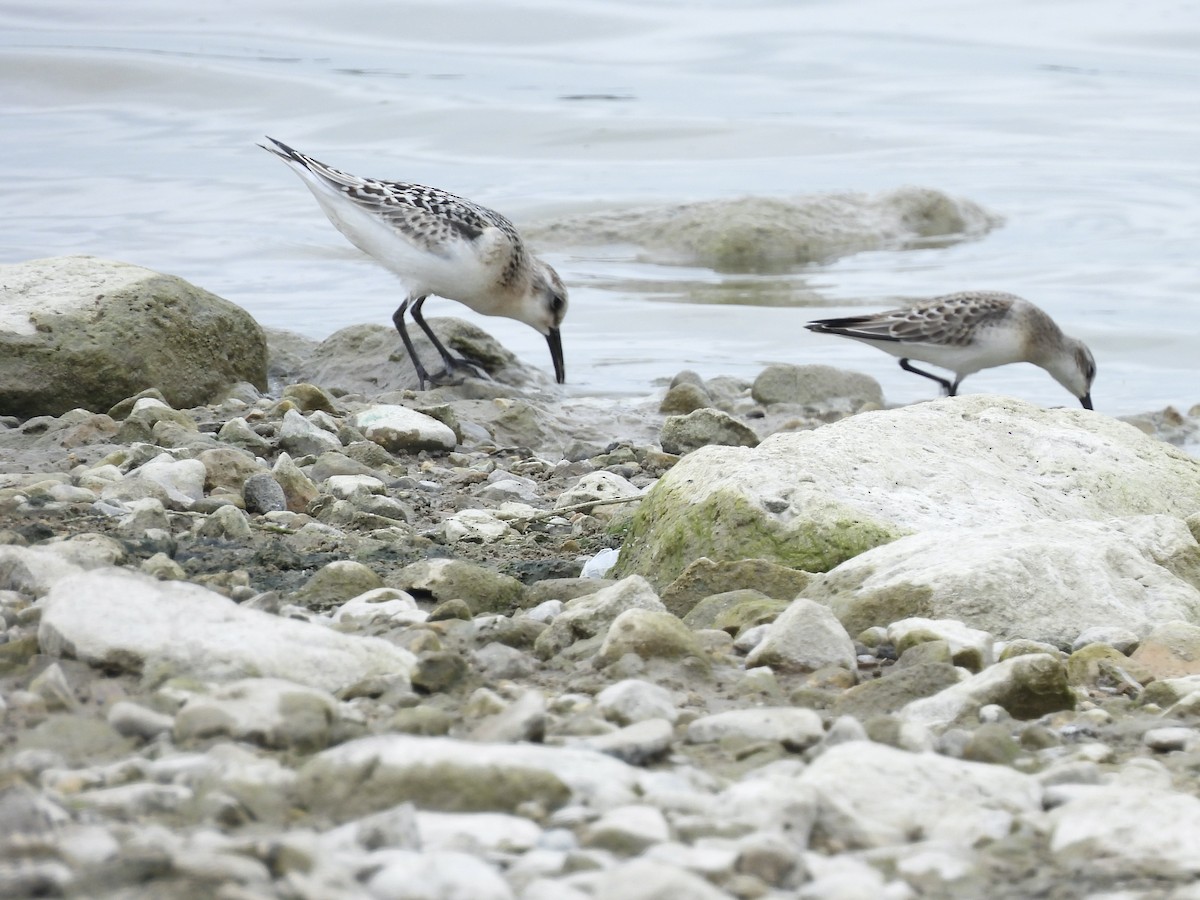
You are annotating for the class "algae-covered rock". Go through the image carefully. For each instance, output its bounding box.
[394,558,526,616]
[902,654,1075,725]
[0,256,267,417]
[660,557,812,619]
[615,397,1200,592]
[833,663,964,719]
[597,608,707,667]
[682,589,788,636]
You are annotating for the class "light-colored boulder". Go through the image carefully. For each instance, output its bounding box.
[38,569,416,694]
[352,404,457,453]
[0,256,266,417]
[813,516,1200,643]
[615,397,1200,589]
[1049,785,1200,878]
[744,597,857,673]
[366,850,514,900]
[798,741,1041,849]
[1130,620,1200,679]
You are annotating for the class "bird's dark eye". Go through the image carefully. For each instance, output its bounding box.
[551,294,566,314]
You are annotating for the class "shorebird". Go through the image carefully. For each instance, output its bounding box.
[805,291,1095,408]
[260,137,567,389]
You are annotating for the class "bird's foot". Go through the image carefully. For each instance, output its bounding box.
[429,356,491,385]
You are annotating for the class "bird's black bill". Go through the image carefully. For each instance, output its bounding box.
[547,328,565,384]
[1080,393,1093,410]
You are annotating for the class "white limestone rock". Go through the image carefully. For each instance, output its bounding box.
[744,596,857,673]
[352,404,457,453]
[38,569,416,694]
[797,741,1042,849]
[366,850,514,900]
[1049,785,1200,878]
[686,708,824,750]
[812,515,1200,643]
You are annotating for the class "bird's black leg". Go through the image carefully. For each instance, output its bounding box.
[410,297,489,382]
[392,296,433,390]
[899,358,955,396]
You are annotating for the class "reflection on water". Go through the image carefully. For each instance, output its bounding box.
[1,0,1199,414]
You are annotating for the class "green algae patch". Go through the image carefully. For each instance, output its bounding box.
[614,474,903,591]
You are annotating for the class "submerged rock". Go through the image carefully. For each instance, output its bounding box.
[527,187,999,273]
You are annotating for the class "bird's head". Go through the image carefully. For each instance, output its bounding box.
[1048,338,1096,410]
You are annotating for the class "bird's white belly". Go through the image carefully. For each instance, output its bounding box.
[854,327,1026,375]
[315,193,499,307]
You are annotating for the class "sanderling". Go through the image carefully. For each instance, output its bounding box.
[260,137,567,389]
[805,290,1095,409]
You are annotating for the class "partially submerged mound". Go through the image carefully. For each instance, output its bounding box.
[528,186,999,273]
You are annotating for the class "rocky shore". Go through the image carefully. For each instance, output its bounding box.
[4,256,1200,899]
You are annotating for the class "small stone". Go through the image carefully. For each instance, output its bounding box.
[429,597,473,621]
[1073,626,1140,654]
[576,718,674,766]
[595,679,679,725]
[293,560,384,611]
[279,408,343,456]
[584,804,671,855]
[889,617,994,672]
[751,363,883,408]
[660,408,760,455]
[194,504,253,540]
[597,608,707,667]
[272,451,320,513]
[659,382,712,415]
[242,473,288,514]
[107,700,175,740]
[556,471,642,520]
[470,690,546,743]
[745,597,856,674]
[352,404,457,453]
[1143,726,1196,752]
[686,707,823,751]
[413,651,469,693]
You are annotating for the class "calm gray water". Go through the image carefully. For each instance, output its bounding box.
[3,0,1199,414]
